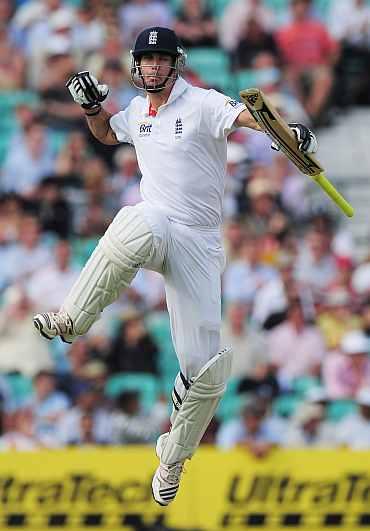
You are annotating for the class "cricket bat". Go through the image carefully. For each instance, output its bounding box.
[240,88,354,218]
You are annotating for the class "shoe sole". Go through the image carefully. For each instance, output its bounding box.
[151,485,167,507]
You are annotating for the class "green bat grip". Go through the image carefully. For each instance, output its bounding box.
[312,172,354,218]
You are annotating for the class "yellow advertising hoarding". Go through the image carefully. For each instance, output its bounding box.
[0,447,369,530]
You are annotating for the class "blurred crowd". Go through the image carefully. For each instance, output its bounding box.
[1,0,370,454]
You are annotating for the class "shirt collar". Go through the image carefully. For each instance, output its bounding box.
[143,77,189,117]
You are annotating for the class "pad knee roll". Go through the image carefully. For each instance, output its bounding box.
[62,206,154,336]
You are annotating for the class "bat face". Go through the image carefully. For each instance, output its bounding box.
[240,88,323,176]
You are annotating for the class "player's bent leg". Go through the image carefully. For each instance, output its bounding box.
[152,347,232,506]
[33,206,154,343]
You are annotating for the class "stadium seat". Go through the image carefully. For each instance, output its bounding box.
[72,237,100,267]
[327,399,358,422]
[0,90,39,164]
[234,69,257,94]
[209,0,232,18]
[291,376,321,397]
[4,373,33,410]
[216,378,245,421]
[145,313,178,393]
[273,393,303,418]
[186,47,232,94]
[105,372,160,413]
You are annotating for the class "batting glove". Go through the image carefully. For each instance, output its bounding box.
[66,71,109,111]
[271,123,318,154]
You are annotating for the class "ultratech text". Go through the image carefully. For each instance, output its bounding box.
[227,473,370,506]
[0,474,152,505]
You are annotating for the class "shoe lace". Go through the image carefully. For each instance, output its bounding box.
[164,462,184,484]
[53,311,73,333]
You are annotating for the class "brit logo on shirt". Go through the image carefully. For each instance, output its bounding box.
[175,117,183,138]
[139,122,152,137]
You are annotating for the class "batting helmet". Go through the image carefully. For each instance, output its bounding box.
[130,27,186,92]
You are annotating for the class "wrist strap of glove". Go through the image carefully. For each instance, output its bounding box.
[85,104,102,116]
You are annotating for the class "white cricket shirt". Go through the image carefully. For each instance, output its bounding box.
[110,77,246,227]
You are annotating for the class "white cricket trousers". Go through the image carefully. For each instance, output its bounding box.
[62,202,225,380]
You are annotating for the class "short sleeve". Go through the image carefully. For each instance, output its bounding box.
[201,89,246,139]
[110,108,133,144]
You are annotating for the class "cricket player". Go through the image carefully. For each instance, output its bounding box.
[33,27,317,505]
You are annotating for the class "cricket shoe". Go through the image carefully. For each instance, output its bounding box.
[33,311,74,344]
[151,432,185,506]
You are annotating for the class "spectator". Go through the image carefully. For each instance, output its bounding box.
[58,385,112,446]
[223,235,277,305]
[119,0,172,48]
[275,0,338,123]
[250,52,310,125]
[361,298,370,340]
[295,227,339,298]
[283,402,335,447]
[54,131,91,183]
[107,309,159,375]
[15,1,76,88]
[77,200,110,238]
[222,217,248,264]
[57,339,92,400]
[35,177,73,238]
[221,302,278,396]
[174,0,218,48]
[251,252,303,329]
[0,408,57,450]
[72,0,107,63]
[1,214,52,286]
[224,141,249,220]
[86,31,126,78]
[37,35,83,131]
[0,285,53,376]
[1,120,55,196]
[233,15,278,70]
[26,239,79,312]
[317,288,360,350]
[0,24,25,89]
[335,388,370,449]
[68,412,108,446]
[219,0,275,52]
[111,390,168,444]
[267,298,326,391]
[323,330,370,399]
[216,398,284,455]
[30,370,70,439]
[100,59,138,116]
[328,0,370,105]
[109,145,141,210]
[352,253,370,298]
[0,0,13,36]
[130,269,167,311]
[0,193,23,246]
[245,174,287,236]
[328,0,370,47]
[10,103,40,150]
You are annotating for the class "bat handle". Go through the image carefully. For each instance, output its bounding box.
[312,172,354,218]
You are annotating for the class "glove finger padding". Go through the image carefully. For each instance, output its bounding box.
[66,71,109,109]
[288,122,318,154]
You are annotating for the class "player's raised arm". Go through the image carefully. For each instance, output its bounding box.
[66,71,119,145]
[234,108,263,131]
[235,106,318,154]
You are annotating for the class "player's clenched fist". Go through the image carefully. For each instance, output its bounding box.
[66,71,109,111]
